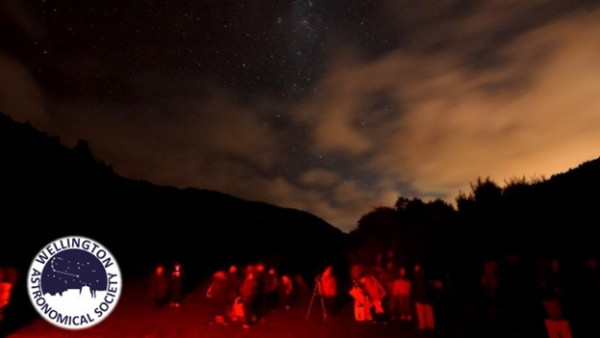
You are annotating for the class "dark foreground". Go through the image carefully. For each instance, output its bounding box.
[9,279,438,338]
[9,277,574,338]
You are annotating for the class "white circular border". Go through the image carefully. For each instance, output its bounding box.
[27,235,122,330]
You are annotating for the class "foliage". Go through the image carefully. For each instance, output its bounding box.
[349,160,600,271]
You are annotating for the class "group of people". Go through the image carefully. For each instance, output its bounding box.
[347,261,437,331]
[149,262,302,329]
[204,263,298,329]
[148,262,184,308]
[199,259,439,332]
[463,256,600,338]
[145,253,600,337]
[145,259,440,332]
[346,252,600,337]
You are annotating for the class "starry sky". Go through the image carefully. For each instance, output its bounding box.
[2,0,600,232]
[42,249,107,295]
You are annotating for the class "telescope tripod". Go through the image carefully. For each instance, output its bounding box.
[305,278,328,322]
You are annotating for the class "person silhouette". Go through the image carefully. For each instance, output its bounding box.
[413,264,435,331]
[170,262,183,307]
[149,264,168,307]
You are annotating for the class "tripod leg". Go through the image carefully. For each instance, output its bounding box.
[305,285,317,319]
[320,294,328,322]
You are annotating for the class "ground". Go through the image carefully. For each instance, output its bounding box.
[9,280,431,338]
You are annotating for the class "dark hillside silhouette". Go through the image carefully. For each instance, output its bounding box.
[346,161,600,338]
[3,109,600,337]
[348,161,600,270]
[0,112,345,333]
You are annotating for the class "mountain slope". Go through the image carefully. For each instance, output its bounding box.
[0,112,345,274]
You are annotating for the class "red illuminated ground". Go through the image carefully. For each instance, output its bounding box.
[9,280,427,338]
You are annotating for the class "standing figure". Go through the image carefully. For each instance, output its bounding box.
[540,260,572,338]
[540,260,563,318]
[0,267,17,321]
[206,270,229,325]
[380,261,397,320]
[318,266,338,316]
[360,273,388,323]
[170,262,183,307]
[0,281,11,321]
[226,265,241,314]
[265,267,279,310]
[349,278,373,322]
[148,264,169,307]
[480,260,500,300]
[479,260,501,333]
[254,263,267,317]
[413,264,435,330]
[578,258,600,336]
[280,274,294,310]
[294,274,309,296]
[240,272,260,329]
[391,266,412,321]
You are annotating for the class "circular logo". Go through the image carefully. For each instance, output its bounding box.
[27,236,122,330]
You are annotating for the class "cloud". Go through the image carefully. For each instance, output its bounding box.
[294,54,375,155]
[300,6,600,204]
[0,52,46,124]
[4,0,600,233]
[300,168,340,186]
[36,5,600,231]
[328,180,399,229]
[47,86,283,187]
[0,0,45,40]
[384,11,600,196]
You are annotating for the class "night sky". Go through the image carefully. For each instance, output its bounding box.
[42,249,108,295]
[1,1,600,231]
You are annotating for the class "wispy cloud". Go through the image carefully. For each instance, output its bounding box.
[0,53,45,124]
[301,6,600,204]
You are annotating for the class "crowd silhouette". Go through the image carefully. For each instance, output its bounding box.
[148,261,307,329]
[143,251,600,337]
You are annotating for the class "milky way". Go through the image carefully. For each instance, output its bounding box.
[1,0,600,231]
